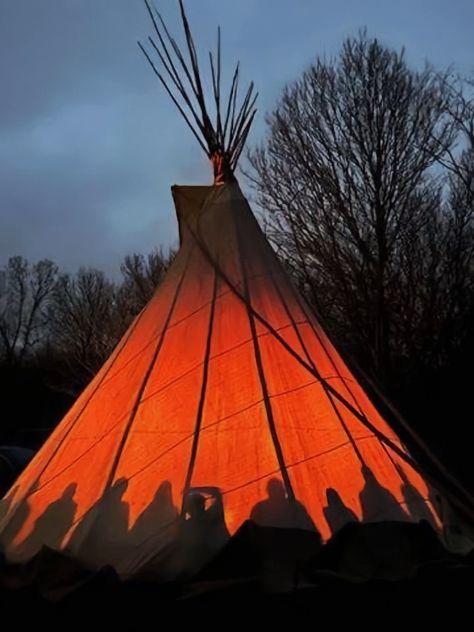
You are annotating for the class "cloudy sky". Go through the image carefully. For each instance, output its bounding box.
[1,0,473,277]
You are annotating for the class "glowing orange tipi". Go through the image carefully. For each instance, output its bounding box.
[0,1,452,580]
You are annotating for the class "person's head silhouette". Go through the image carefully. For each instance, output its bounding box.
[187,493,206,518]
[63,483,77,500]
[155,480,172,503]
[361,465,373,479]
[111,478,128,498]
[325,488,340,504]
[267,478,286,501]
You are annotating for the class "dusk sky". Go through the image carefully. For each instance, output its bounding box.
[1,0,473,278]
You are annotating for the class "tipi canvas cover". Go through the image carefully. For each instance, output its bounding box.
[0,183,439,578]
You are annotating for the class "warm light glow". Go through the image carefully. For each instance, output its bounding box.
[0,184,439,579]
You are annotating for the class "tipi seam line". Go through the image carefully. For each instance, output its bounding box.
[266,267,365,466]
[232,206,296,504]
[102,252,192,491]
[182,270,219,501]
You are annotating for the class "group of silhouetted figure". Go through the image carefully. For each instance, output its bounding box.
[0,465,440,579]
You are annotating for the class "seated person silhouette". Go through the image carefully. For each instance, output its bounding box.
[68,478,130,567]
[323,487,359,536]
[131,480,178,548]
[178,486,230,576]
[359,465,408,522]
[251,478,317,531]
[19,483,77,558]
[250,479,321,590]
[395,465,438,528]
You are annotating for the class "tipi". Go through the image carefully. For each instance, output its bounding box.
[0,1,469,580]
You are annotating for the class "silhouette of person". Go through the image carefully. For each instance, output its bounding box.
[323,487,359,535]
[131,480,179,547]
[359,466,408,523]
[396,466,438,528]
[118,481,180,577]
[250,478,317,531]
[178,486,230,576]
[0,482,41,553]
[96,478,130,541]
[68,478,130,567]
[19,483,78,557]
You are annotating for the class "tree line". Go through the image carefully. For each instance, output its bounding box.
[0,250,175,393]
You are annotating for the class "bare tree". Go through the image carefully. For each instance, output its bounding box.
[437,77,474,362]
[42,250,174,392]
[248,33,462,383]
[0,257,57,364]
[118,248,175,319]
[47,268,119,382]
